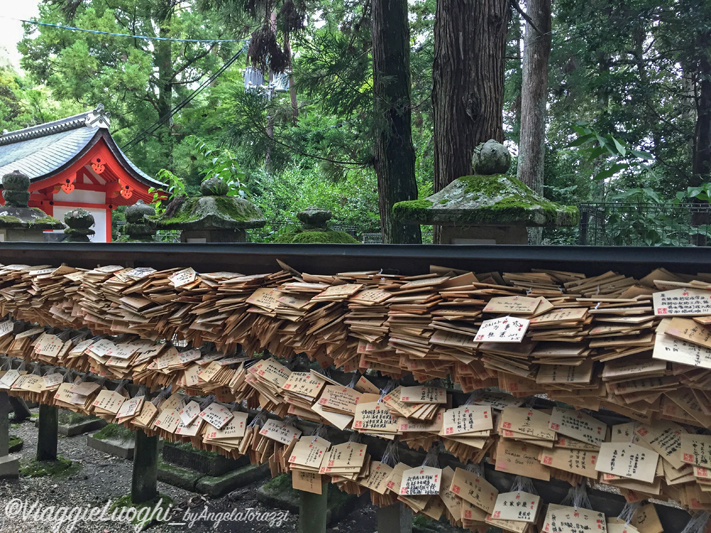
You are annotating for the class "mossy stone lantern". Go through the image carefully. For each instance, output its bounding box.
[156,177,266,243]
[63,208,95,243]
[0,170,63,242]
[123,200,156,242]
[279,207,359,243]
[393,140,579,244]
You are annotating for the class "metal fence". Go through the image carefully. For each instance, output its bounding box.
[577,202,711,246]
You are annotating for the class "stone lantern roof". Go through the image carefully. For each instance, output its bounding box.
[393,140,578,229]
[157,178,266,232]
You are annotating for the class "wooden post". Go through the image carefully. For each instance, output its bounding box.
[0,393,9,457]
[131,429,159,504]
[36,403,58,462]
[377,502,413,533]
[298,483,328,533]
[0,392,19,478]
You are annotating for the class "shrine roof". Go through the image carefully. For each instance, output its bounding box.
[0,105,165,190]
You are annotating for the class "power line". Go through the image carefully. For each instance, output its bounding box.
[121,49,245,152]
[4,16,238,43]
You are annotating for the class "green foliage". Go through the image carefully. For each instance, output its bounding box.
[569,122,653,183]
[249,165,380,241]
[150,169,187,215]
[189,136,248,198]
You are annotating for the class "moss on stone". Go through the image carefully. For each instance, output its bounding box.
[9,435,23,452]
[93,423,134,441]
[157,195,265,230]
[0,215,22,225]
[280,229,359,244]
[392,199,433,222]
[59,410,97,425]
[262,473,293,494]
[29,215,62,226]
[20,456,81,478]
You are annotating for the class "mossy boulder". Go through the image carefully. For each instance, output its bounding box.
[280,229,359,244]
[156,195,266,230]
[201,177,229,196]
[125,200,155,223]
[472,139,511,175]
[393,174,579,227]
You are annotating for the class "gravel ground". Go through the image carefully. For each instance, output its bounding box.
[0,413,381,533]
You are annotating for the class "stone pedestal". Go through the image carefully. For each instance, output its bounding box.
[441,225,529,244]
[181,228,246,243]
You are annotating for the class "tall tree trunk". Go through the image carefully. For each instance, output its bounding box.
[432,0,509,192]
[284,31,299,126]
[517,0,551,245]
[693,30,711,183]
[690,30,711,245]
[372,0,422,244]
[265,10,278,170]
[156,2,173,171]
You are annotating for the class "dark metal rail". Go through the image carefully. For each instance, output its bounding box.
[0,242,710,277]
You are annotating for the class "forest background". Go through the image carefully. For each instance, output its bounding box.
[1,0,711,245]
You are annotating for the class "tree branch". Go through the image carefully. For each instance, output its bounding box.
[510,0,542,35]
[170,44,217,81]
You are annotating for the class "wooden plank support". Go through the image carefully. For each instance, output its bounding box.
[298,483,328,533]
[131,429,159,504]
[36,403,58,462]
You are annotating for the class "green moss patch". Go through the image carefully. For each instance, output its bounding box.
[0,215,22,225]
[391,199,433,221]
[9,435,23,453]
[93,423,135,441]
[20,456,81,478]
[280,229,359,244]
[59,410,97,425]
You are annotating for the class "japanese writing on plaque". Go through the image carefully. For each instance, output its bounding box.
[595,442,659,483]
[653,288,711,316]
[491,491,540,522]
[399,466,442,496]
[474,317,529,343]
[543,504,607,533]
[441,405,492,435]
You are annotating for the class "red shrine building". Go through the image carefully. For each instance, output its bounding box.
[0,105,165,242]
